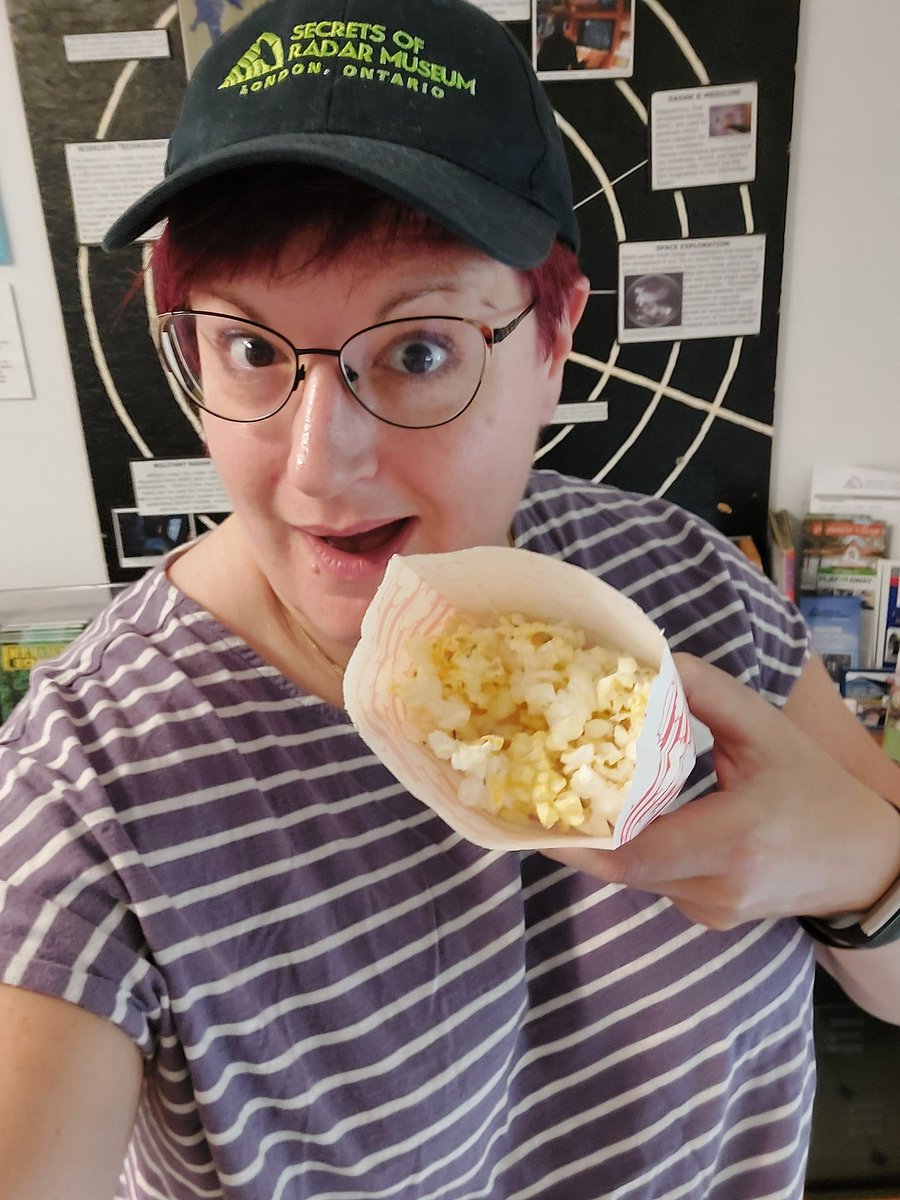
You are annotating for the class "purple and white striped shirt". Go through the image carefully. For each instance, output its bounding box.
[0,471,815,1199]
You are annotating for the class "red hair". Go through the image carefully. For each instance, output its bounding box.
[150,166,582,356]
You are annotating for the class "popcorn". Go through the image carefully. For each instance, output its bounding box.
[343,547,697,850]
[398,613,654,837]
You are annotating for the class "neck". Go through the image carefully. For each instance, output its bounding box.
[167,518,350,707]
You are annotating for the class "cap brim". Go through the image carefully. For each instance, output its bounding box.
[102,133,561,269]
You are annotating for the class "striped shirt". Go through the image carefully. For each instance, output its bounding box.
[0,471,815,1199]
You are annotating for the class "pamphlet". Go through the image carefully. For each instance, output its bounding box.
[799,594,862,681]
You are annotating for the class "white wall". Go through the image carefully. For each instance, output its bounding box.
[0,0,897,589]
[0,0,107,591]
[770,0,900,516]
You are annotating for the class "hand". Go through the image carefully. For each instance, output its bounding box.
[544,653,900,930]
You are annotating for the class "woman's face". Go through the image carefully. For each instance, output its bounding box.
[191,230,579,652]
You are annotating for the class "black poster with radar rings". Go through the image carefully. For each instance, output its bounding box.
[8,0,801,583]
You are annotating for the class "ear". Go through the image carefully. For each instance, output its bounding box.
[537,272,590,425]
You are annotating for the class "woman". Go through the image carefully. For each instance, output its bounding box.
[1,1,898,1197]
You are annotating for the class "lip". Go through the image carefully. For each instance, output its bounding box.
[296,516,418,581]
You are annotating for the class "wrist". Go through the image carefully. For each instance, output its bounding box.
[800,804,900,949]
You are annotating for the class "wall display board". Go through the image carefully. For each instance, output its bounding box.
[7,0,800,582]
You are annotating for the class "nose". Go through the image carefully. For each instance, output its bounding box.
[286,354,379,498]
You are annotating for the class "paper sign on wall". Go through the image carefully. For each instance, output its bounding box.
[64,139,168,245]
[618,234,766,343]
[0,283,33,400]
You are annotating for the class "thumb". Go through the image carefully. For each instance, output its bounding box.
[673,652,772,750]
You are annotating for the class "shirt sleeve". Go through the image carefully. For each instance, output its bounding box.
[0,700,167,1059]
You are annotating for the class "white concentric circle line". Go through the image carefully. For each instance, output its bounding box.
[642,0,711,84]
[81,3,183,468]
[142,246,203,438]
[568,351,773,435]
[654,337,746,497]
[592,343,682,483]
[77,246,152,458]
[558,111,628,244]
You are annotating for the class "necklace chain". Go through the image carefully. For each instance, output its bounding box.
[294,620,345,678]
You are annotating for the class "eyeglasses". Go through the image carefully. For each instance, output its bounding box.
[153,302,535,429]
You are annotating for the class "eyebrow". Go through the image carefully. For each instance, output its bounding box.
[372,279,489,322]
[194,274,506,328]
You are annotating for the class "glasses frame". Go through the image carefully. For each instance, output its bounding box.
[153,301,535,430]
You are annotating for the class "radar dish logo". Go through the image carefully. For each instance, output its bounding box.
[219,32,284,88]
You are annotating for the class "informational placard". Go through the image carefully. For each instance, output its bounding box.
[651,82,758,190]
[130,457,232,516]
[112,508,195,569]
[551,401,609,425]
[0,283,33,400]
[64,139,167,245]
[63,30,171,63]
[471,0,529,20]
[618,234,766,343]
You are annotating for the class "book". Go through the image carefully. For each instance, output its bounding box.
[799,514,888,668]
[884,668,900,764]
[799,593,863,682]
[873,559,900,670]
[0,622,87,721]
[799,513,887,593]
[767,508,799,602]
[0,583,122,724]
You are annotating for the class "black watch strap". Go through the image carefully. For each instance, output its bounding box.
[799,870,900,949]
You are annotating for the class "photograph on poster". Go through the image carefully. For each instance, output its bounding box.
[709,102,752,137]
[623,273,683,331]
[618,234,765,343]
[112,509,194,569]
[534,0,634,81]
[651,82,758,191]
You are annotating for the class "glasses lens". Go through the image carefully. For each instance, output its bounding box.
[342,318,487,428]
[161,313,296,421]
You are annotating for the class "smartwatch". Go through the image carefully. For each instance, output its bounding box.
[799,870,900,948]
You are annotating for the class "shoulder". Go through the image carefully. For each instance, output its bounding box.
[515,468,749,583]
[2,567,197,741]
[0,565,286,807]
[515,470,808,702]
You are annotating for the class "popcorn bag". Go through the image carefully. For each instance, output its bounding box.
[344,547,697,850]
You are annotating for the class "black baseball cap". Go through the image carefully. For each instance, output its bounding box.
[103,0,580,267]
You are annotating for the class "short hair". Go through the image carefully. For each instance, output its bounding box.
[150,166,582,357]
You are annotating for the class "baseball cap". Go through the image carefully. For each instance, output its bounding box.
[102,0,580,267]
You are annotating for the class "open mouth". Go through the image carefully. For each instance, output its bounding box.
[319,518,410,556]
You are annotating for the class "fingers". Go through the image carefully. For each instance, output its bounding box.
[544,792,749,891]
[673,653,770,750]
